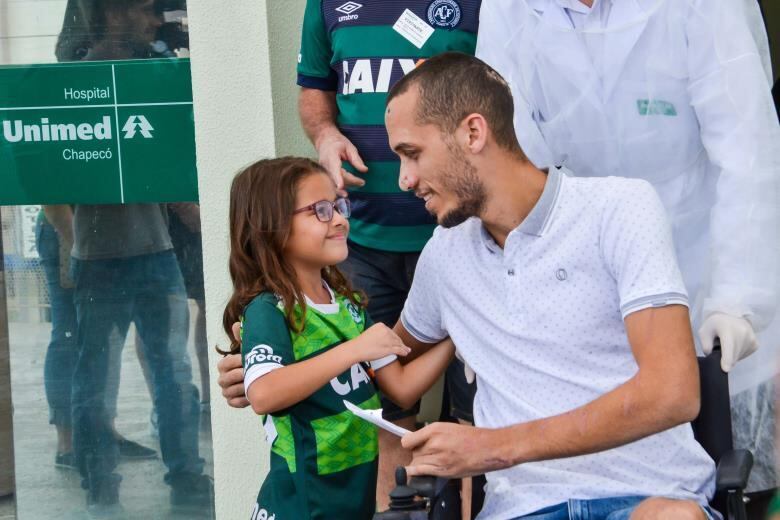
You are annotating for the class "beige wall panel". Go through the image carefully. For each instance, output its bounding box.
[267,0,313,158]
[187,1,276,518]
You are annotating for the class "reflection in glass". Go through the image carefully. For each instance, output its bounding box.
[0,0,212,518]
[2,202,213,519]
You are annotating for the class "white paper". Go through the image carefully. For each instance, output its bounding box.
[393,9,435,49]
[343,400,412,437]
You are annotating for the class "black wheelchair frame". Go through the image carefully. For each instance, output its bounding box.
[375,346,753,520]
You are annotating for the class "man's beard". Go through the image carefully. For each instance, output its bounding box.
[435,142,486,229]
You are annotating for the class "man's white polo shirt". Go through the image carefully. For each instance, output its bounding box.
[401,167,716,519]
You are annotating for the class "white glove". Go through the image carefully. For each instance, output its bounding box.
[455,349,476,384]
[698,312,759,372]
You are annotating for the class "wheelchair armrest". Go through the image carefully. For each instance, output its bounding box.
[716,449,753,491]
[408,475,449,500]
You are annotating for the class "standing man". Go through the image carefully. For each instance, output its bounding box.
[476,0,780,512]
[220,0,482,508]
[61,0,213,515]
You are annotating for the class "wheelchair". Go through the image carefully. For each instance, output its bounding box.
[375,345,754,520]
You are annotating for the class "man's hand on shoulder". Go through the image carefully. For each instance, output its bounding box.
[217,321,250,409]
[217,354,249,408]
[401,422,513,479]
[699,312,758,372]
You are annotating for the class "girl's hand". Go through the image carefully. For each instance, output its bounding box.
[352,323,411,363]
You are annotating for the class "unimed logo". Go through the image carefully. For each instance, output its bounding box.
[2,116,112,142]
[122,115,154,139]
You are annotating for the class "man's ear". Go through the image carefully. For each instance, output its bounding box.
[462,113,488,154]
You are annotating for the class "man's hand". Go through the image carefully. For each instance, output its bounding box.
[217,354,249,408]
[299,87,368,195]
[351,323,411,362]
[316,128,368,195]
[217,321,249,408]
[401,422,510,478]
[699,312,758,372]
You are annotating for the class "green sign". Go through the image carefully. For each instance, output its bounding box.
[0,58,198,205]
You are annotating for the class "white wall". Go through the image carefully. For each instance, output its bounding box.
[267,0,313,158]
[186,0,279,518]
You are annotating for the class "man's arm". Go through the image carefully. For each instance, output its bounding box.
[299,87,367,194]
[43,205,75,288]
[168,202,201,233]
[401,304,700,477]
[375,337,454,409]
[42,205,73,244]
[393,320,437,363]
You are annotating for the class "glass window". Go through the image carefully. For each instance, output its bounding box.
[0,1,213,518]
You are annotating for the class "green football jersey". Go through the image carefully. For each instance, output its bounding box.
[297,0,481,253]
[241,290,392,519]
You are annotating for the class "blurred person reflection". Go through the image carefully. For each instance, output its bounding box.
[55,0,212,515]
[136,203,209,437]
[37,206,157,471]
[167,203,209,411]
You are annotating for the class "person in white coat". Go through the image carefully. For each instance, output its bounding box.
[476,0,780,499]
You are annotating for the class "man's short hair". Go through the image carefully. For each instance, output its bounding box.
[387,52,525,156]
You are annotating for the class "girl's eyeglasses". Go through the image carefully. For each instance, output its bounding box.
[293,197,351,222]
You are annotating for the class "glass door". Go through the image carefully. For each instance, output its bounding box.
[0,1,214,518]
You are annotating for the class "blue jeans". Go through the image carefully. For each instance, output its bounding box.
[513,496,718,520]
[36,217,78,427]
[71,250,202,489]
[36,218,122,428]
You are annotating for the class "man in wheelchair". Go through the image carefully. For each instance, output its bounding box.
[382,53,718,519]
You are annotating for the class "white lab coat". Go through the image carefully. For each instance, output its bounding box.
[477,0,780,490]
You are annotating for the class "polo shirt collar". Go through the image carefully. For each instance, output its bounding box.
[480,166,566,251]
[517,166,565,236]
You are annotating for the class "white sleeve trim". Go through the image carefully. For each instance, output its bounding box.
[621,292,689,319]
[370,354,397,372]
[243,363,284,394]
[400,310,446,344]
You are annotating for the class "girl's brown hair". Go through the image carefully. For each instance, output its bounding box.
[221,157,364,354]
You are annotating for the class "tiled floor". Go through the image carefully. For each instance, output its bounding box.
[3,319,214,520]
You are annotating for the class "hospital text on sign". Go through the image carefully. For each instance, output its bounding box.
[0,58,198,205]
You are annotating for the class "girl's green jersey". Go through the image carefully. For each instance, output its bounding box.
[241,291,392,519]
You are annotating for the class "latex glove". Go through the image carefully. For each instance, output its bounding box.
[698,312,759,372]
[455,350,476,384]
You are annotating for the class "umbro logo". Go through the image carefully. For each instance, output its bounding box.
[336,1,362,22]
[336,2,362,14]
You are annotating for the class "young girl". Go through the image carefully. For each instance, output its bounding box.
[223,157,454,519]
